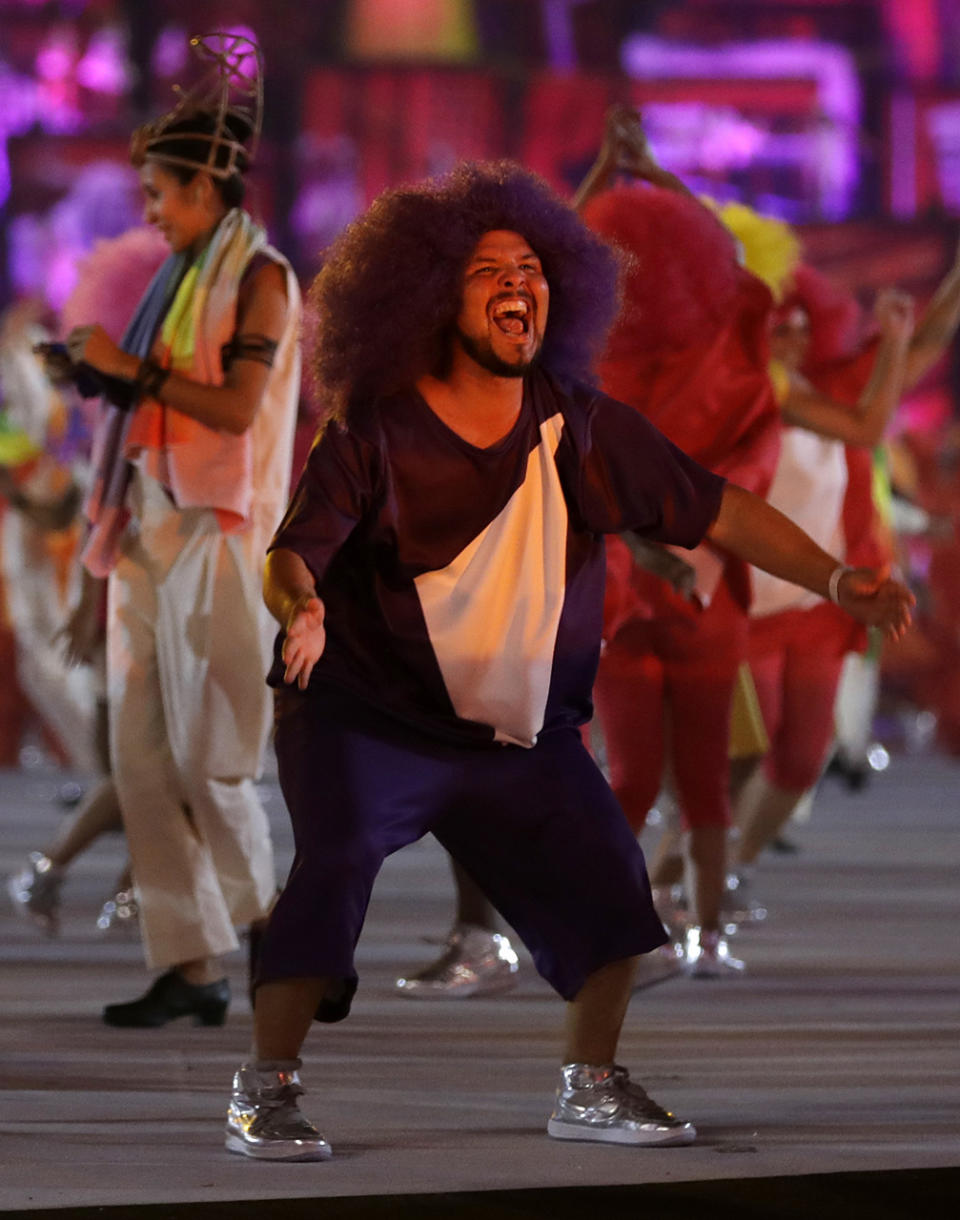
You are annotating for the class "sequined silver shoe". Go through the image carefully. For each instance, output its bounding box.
[96,888,140,935]
[225,1061,331,1162]
[6,853,63,935]
[684,926,745,978]
[547,1063,696,1146]
[395,923,519,997]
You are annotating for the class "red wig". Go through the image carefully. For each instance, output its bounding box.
[774,263,862,371]
[582,184,741,355]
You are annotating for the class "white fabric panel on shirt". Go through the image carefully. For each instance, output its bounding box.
[751,425,848,617]
[414,414,567,748]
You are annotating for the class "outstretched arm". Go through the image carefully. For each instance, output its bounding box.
[782,289,914,446]
[263,547,326,690]
[707,483,913,639]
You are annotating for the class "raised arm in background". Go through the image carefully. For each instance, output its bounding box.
[573,105,695,214]
[781,289,914,446]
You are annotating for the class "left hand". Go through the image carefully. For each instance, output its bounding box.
[621,534,696,598]
[835,566,914,640]
[65,325,127,377]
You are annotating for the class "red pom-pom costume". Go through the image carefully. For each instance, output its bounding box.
[583,186,782,834]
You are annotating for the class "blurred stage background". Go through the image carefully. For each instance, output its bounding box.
[3,0,960,762]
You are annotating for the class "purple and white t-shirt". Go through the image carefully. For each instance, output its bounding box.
[269,368,725,747]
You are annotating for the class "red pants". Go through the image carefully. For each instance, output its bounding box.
[748,602,855,791]
[593,579,747,833]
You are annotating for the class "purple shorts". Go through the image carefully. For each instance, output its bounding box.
[256,687,667,1020]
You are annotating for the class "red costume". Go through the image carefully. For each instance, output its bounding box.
[583,186,781,832]
[749,267,888,793]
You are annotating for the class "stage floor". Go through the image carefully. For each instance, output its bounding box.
[1,752,958,1215]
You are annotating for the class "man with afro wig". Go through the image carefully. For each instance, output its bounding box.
[225,161,913,1162]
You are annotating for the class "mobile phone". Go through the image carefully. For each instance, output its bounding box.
[33,343,104,398]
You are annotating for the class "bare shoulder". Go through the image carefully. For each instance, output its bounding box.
[238,256,290,329]
[242,257,289,304]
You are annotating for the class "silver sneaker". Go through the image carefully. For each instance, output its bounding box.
[547,1063,696,1146]
[7,853,62,935]
[225,1061,331,1162]
[96,888,140,935]
[396,923,519,997]
[684,926,745,978]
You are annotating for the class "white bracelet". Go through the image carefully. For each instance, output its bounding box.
[828,564,853,605]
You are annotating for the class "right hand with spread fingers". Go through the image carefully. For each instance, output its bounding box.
[834,566,914,641]
[282,595,326,690]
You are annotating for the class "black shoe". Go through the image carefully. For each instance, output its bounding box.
[103,970,229,1028]
[826,753,870,791]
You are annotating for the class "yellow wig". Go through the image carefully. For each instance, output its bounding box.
[705,199,802,302]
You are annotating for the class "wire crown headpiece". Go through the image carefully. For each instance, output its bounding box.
[130,32,263,180]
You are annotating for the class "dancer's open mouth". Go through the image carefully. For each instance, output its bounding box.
[491,297,531,337]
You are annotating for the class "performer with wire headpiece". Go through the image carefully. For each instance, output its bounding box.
[38,32,302,1028]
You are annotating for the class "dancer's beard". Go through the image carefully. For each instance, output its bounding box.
[456,327,540,378]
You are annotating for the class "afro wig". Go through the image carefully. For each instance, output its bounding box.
[307,160,621,421]
[582,184,741,356]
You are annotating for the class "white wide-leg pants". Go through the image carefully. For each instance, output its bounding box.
[107,472,276,970]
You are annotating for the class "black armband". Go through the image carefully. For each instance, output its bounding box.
[134,359,171,404]
[220,332,279,370]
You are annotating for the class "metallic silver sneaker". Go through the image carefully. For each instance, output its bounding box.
[547,1063,696,1146]
[684,926,745,978]
[96,888,140,935]
[225,1061,331,1162]
[6,853,63,935]
[395,923,519,997]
